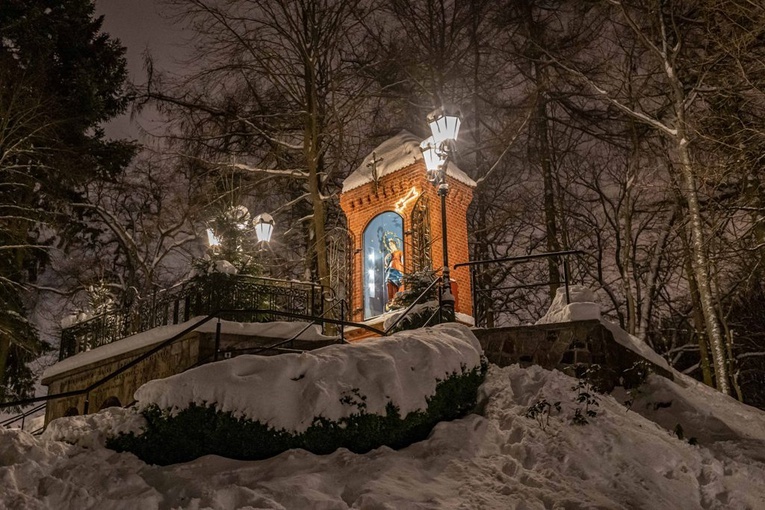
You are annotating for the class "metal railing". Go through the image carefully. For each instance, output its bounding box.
[2,273,464,429]
[60,273,324,360]
[0,402,46,434]
[382,276,446,334]
[1,306,387,425]
[455,250,586,328]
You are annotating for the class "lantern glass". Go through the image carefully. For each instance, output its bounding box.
[206,228,220,247]
[427,109,461,145]
[420,137,441,172]
[254,213,275,243]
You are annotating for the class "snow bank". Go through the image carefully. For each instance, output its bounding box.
[5,363,765,509]
[342,130,476,193]
[42,407,146,449]
[43,319,336,380]
[134,323,483,432]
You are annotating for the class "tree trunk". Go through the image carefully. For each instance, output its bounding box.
[637,207,676,343]
[303,16,330,293]
[676,136,729,393]
[681,235,714,387]
[0,334,10,395]
[524,4,561,298]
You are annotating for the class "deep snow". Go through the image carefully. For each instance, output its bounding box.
[3,289,765,509]
[133,323,483,432]
[3,362,765,509]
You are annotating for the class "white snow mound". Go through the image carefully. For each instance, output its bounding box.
[134,323,483,432]
[535,285,601,324]
[42,407,146,449]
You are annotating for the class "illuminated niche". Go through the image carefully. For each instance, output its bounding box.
[363,211,404,319]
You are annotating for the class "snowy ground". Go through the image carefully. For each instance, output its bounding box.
[3,361,765,509]
[3,290,765,509]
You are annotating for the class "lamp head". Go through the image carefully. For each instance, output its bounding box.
[420,137,443,182]
[254,213,275,243]
[206,228,221,247]
[426,106,461,145]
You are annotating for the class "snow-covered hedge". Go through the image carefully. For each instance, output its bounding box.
[108,324,486,465]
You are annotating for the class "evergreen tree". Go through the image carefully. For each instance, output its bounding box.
[0,0,133,401]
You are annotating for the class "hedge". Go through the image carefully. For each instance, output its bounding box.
[107,359,487,465]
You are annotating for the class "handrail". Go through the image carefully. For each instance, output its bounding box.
[230,299,350,358]
[453,249,584,269]
[0,307,385,413]
[383,276,444,334]
[0,402,47,428]
[0,315,215,411]
[457,250,586,328]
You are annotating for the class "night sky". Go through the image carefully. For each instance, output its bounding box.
[95,0,188,139]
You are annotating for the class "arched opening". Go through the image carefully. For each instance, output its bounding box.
[363,211,404,319]
[98,396,122,411]
[63,406,79,417]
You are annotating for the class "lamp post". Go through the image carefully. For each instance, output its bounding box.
[420,106,461,322]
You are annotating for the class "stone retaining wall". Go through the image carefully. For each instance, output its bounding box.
[473,320,673,389]
[42,332,336,425]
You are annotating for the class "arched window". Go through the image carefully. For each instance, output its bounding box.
[363,212,404,319]
[410,195,431,272]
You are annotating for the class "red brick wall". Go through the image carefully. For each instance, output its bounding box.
[340,161,474,323]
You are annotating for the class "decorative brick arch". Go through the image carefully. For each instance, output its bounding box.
[410,194,431,273]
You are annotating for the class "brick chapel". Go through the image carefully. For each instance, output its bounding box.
[339,131,476,334]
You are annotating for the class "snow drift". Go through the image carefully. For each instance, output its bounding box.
[133,322,483,432]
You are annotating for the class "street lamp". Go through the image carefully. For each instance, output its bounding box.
[205,208,275,253]
[254,213,275,244]
[420,106,461,321]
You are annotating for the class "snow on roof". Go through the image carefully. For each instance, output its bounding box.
[133,323,483,433]
[342,130,476,193]
[42,319,336,381]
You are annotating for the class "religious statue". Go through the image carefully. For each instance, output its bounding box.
[384,237,404,304]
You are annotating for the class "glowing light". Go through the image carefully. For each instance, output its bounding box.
[395,186,420,213]
[206,228,220,247]
[254,213,275,243]
[427,107,461,145]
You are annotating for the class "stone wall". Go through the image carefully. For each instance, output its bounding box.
[42,332,336,425]
[474,320,673,390]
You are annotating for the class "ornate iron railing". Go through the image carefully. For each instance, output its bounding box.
[59,274,324,360]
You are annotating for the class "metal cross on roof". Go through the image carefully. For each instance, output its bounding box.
[366,151,384,192]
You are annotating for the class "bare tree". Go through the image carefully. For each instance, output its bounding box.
[145,0,375,291]
[547,1,765,393]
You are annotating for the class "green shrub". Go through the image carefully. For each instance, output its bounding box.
[108,359,488,465]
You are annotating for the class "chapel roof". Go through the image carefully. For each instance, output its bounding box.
[341,130,476,193]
